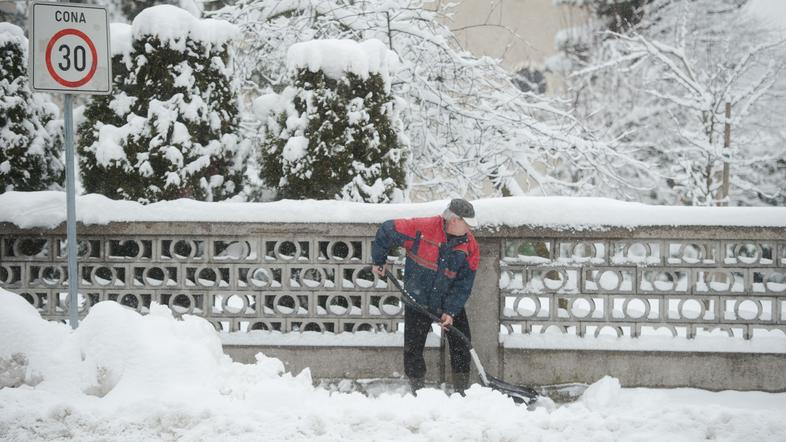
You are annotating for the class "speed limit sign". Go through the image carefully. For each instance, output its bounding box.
[29,1,111,94]
[27,1,113,330]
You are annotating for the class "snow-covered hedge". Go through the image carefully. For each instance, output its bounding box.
[257,39,407,203]
[0,23,64,193]
[77,6,248,204]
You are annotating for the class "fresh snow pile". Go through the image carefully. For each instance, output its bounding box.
[2,288,786,441]
[287,39,400,90]
[2,191,786,230]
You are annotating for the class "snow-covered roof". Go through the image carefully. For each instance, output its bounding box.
[286,39,399,88]
[131,5,239,48]
[1,191,785,230]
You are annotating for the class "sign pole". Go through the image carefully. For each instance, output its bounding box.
[64,92,79,329]
[30,0,112,328]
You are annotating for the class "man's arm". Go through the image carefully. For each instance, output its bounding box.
[371,219,412,276]
[442,264,477,318]
[371,217,432,277]
[442,241,481,317]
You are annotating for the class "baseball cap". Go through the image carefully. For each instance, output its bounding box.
[448,198,478,228]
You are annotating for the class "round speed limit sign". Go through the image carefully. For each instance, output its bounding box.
[45,28,98,87]
[30,1,111,94]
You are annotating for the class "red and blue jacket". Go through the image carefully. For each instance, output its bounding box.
[372,215,480,317]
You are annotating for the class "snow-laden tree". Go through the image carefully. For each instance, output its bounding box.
[211,0,650,200]
[0,23,64,192]
[257,40,407,202]
[77,6,249,203]
[555,0,786,206]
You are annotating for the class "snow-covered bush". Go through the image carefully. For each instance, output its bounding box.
[77,6,249,203]
[0,23,64,193]
[257,39,407,203]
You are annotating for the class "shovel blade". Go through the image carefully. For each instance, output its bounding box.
[484,374,540,405]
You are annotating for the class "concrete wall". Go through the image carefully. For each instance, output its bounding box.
[223,345,786,392]
[3,220,785,391]
[225,346,446,381]
[502,349,786,392]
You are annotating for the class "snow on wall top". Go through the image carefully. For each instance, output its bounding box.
[132,5,239,47]
[1,191,785,230]
[286,39,400,87]
[0,22,26,47]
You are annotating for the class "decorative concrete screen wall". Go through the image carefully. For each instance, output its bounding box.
[0,223,405,334]
[1,221,785,390]
[499,227,786,340]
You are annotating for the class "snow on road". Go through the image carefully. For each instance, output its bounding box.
[1,288,785,442]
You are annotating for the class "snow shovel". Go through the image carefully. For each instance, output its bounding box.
[378,268,541,405]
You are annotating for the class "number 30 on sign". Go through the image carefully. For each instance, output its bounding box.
[29,1,112,95]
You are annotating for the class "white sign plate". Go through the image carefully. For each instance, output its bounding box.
[29,1,112,94]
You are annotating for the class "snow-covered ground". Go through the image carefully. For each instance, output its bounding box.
[2,191,786,229]
[2,288,785,442]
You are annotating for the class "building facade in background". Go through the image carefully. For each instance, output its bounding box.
[428,0,588,94]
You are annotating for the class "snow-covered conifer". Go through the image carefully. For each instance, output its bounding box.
[0,23,64,192]
[77,6,248,203]
[258,39,407,203]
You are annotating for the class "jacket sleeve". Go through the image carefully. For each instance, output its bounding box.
[371,217,429,266]
[372,220,409,266]
[443,241,481,317]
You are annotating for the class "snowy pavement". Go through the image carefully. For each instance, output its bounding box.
[1,288,785,442]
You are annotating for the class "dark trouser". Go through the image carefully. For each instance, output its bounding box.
[403,305,471,379]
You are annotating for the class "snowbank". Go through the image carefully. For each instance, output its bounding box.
[1,288,786,441]
[2,191,786,230]
[0,288,70,389]
[0,287,227,399]
[132,5,239,47]
[287,39,400,89]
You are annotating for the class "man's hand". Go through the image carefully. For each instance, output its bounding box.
[439,313,453,329]
[371,264,386,278]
